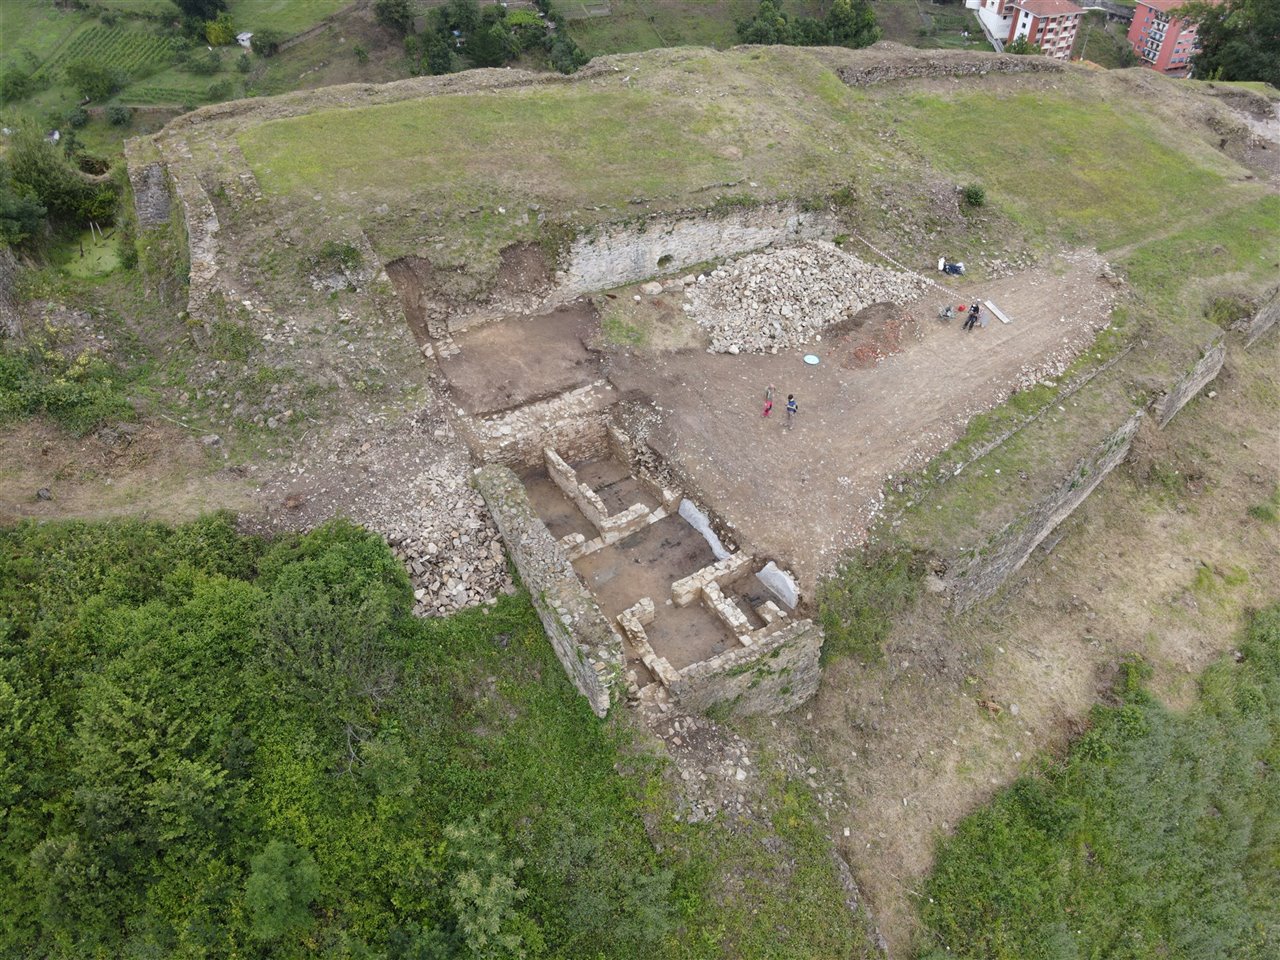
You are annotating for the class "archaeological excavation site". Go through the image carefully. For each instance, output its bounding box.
[120,42,1280,730]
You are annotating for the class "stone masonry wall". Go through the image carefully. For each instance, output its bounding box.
[673,619,824,717]
[558,203,837,296]
[821,41,1065,86]
[1154,335,1225,428]
[474,465,624,717]
[947,411,1144,613]
[1236,288,1279,348]
[466,382,613,468]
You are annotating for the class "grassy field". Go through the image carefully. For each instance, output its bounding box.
[918,605,1280,959]
[564,0,825,55]
[0,0,85,70]
[894,89,1244,250]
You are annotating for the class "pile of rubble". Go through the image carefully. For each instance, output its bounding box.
[384,474,515,617]
[684,241,927,354]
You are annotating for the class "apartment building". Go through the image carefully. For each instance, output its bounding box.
[969,0,1084,60]
[1127,0,1208,77]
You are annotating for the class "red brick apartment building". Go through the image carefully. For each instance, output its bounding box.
[1127,0,1210,76]
[970,0,1085,60]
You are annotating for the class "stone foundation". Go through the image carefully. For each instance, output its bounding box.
[474,464,624,717]
[466,382,614,467]
[674,619,824,717]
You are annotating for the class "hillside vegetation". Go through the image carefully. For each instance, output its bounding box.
[0,515,867,959]
[919,605,1280,959]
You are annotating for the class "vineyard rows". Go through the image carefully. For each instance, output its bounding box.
[39,26,176,79]
[127,86,210,106]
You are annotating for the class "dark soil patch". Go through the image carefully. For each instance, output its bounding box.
[437,300,603,415]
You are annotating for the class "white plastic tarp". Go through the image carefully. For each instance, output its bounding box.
[755,561,799,609]
[678,499,731,561]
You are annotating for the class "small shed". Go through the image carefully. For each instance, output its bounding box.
[236,31,253,49]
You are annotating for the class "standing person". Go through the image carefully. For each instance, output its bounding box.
[964,301,981,332]
[785,394,798,430]
[763,384,775,417]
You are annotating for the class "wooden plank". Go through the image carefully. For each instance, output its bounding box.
[985,300,1012,324]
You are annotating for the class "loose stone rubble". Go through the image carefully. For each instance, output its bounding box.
[684,240,928,354]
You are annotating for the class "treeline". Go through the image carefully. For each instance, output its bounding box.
[375,0,590,77]
[0,516,678,958]
[919,604,1280,959]
[737,0,881,50]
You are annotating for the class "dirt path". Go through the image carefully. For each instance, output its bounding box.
[765,338,1280,956]
[608,250,1119,587]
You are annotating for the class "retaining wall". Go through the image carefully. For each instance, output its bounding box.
[474,464,624,717]
[467,382,614,467]
[947,411,1144,613]
[1154,335,1225,428]
[673,619,824,717]
[558,203,835,296]
[1236,288,1280,348]
[0,247,20,339]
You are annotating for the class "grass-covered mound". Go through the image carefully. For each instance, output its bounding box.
[918,605,1280,959]
[0,515,672,958]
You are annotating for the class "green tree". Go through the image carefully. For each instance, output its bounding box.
[549,35,589,73]
[0,67,34,104]
[1180,0,1280,85]
[375,0,416,36]
[64,60,123,102]
[425,35,457,75]
[445,0,483,33]
[245,841,321,942]
[170,0,226,18]
[737,0,794,44]
[1006,36,1043,53]
[205,11,237,45]
[251,28,284,57]
[467,22,519,67]
[827,0,881,48]
[0,164,46,247]
[5,125,115,226]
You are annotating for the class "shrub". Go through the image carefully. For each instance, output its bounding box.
[205,11,237,46]
[0,173,47,248]
[1005,36,1042,54]
[0,66,34,104]
[251,28,283,57]
[0,343,134,434]
[374,0,415,36]
[246,842,320,942]
[65,106,90,129]
[107,105,133,127]
[64,60,124,102]
[187,49,222,75]
[236,52,251,73]
[5,124,117,225]
[550,35,589,74]
[353,43,369,64]
[962,183,986,208]
[424,36,456,76]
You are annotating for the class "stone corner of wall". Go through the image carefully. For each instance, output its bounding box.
[674,618,824,718]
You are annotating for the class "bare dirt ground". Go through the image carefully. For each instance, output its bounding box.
[438,301,602,414]
[762,336,1280,955]
[607,249,1120,588]
[0,419,252,525]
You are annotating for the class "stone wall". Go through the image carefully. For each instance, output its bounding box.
[123,141,172,231]
[0,247,21,339]
[558,203,836,296]
[466,382,613,467]
[474,465,624,717]
[820,42,1065,86]
[1154,335,1225,428]
[673,619,824,717]
[155,135,222,325]
[947,411,1144,613]
[1236,288,1279,348]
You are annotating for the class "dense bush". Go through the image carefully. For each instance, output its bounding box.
[64,59,125,102]
[4,125,119,227]
[962,184,986,208]
[0,66,35,104]
[107,104,133,126]
[0,166,47,248]
[251,27,284,57]
[205,10,237,46]
[919,606,1280,959]
[0,341,135,433]
[0,516,678,958]
[737,0,880,49]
